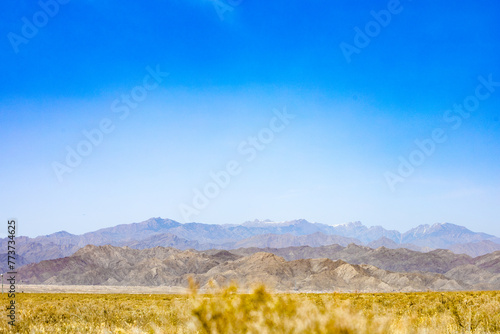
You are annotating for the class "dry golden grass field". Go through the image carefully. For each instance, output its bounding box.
[1,285,500,333]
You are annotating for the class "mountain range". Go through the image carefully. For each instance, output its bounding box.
[227,244,500,289]
[18,244,474,292]
[2,217,500,273]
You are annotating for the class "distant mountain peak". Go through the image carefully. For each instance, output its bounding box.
[50,231,75,237]
[333,221,364,227]
[241,218,315,227]
[243,219,274,225]
[407,222,474,236]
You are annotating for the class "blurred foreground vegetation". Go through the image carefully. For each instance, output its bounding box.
[1,286,500,333]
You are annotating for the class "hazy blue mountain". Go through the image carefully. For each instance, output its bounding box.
[326,221,402,244]
[401,223,500,248]
[449,240,500,257]
[366,237,428,252]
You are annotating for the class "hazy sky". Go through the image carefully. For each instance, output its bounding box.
[1,0,499,237]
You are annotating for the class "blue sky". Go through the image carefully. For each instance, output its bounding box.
[1,0,499,237]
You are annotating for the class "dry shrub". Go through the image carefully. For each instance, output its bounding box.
[0,288,499,333]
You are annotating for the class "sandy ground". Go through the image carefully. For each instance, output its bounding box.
[9,284,361,294]
[12,284,190,294]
